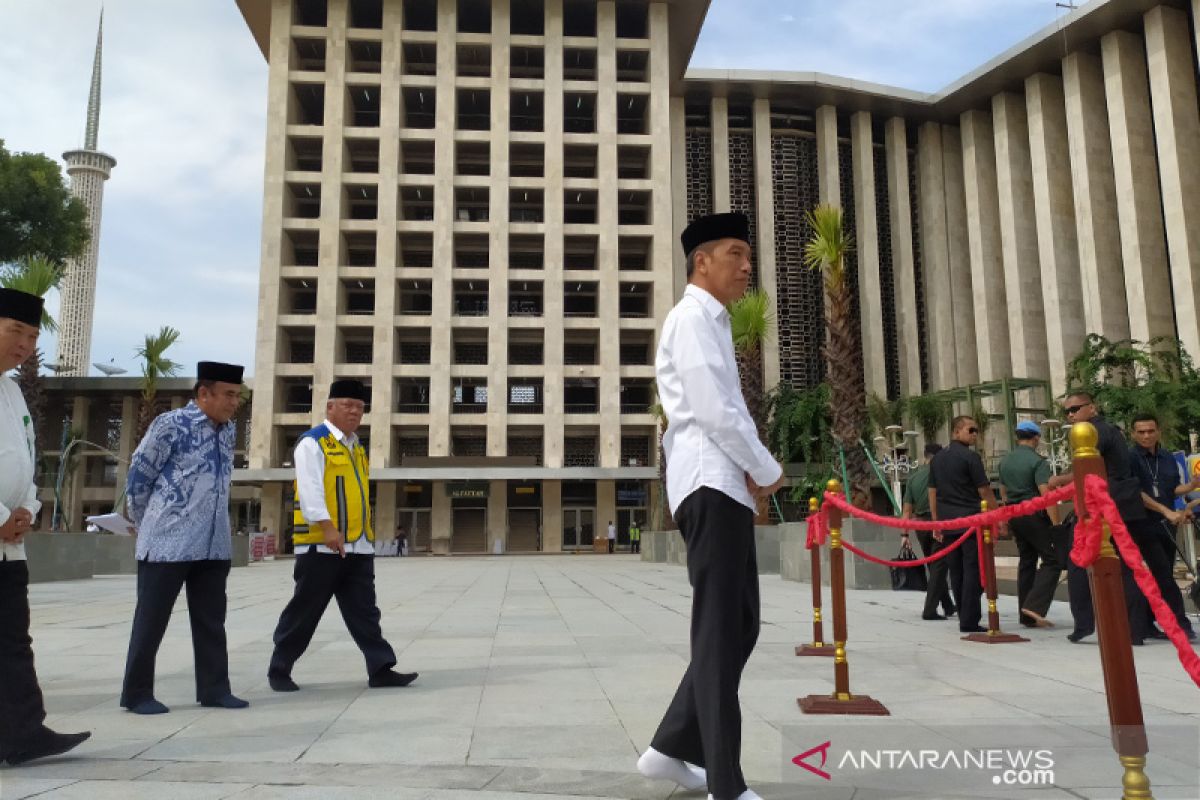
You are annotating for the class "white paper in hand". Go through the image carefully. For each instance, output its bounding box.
[85,513,138,536]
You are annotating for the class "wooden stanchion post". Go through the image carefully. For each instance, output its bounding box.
[798,497,835,657]
[799,480,889,715]
[1071,422,1152,800]
[963,501,1028,644]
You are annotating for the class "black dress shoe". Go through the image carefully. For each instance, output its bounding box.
[368,669,418,688]
[5,729,91,766]
[269,674,300,692]
[1131,638,1144,646]
[200,693,249,709]
[960,625,988,633]
[1146,628,1168,640]
[1067,629,1094,643]
[922,613,947,621]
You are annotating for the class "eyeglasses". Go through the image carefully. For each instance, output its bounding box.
[967,427,979,434]
[1063,404,1088,416]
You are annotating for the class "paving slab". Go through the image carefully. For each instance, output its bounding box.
[0,555,1195,799]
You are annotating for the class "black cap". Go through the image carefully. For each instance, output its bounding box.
[0,288,44,328]
[197,361,244,384]
[679,212,751,258]
[329,379,368,402]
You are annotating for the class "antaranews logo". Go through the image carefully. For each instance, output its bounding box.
[792,741,1054,788]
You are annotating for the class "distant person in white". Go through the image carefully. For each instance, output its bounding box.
[607,520,616,553]
[636,213,784,800]
[0,288,90,765]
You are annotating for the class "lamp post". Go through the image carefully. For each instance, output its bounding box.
[51,438,126,532]
[874,425,920,510]
[1040,419,1072,476]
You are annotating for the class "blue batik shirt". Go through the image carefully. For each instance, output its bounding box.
[126,401,235,562]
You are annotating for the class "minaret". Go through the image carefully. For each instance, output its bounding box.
[57,10,117,377]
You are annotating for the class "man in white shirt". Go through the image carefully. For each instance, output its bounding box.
[607,520,617,553]
[635,213,784,800]
[268,380,417,692]
[0,288,90,765]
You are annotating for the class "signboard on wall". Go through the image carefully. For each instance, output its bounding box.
[447,482,489,500]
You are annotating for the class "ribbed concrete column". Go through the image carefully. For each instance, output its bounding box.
[431,480,451,554]
[711,96,730,212]
[753,98,781,391]
[428,0,458,454]
[817,105,840,206]
[596,1,619,468]
[1101,30,1175,344]
[114,394,137,506]
[852,111,886,397]
[488,480,507,552]
[960,110,1011,381]
[992,92,1049,380]
[542,4,564,468]
[248,0,293,469]
[885,118,921,396]
[372,0,403,465]
[542,480,562,552]
[1063,50,1130,341]
[1026,73,1085,394]
[1147,4,1200,358]
[669,95,688,290]
[917,122,955,391]
[376,481,397,548]
[486,0,512,458]
[942,124,978,385]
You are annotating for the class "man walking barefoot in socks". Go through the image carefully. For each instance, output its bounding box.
[636,213,785,800]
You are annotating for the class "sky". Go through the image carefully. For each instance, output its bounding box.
[0,0,1071,378]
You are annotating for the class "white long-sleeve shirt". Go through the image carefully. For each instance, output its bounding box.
[656,285,781,515]
[294,418,376,556]
[0,375,41,561]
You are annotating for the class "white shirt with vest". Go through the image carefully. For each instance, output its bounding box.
[294,418,376,556]
[0,375,40,562]
[656,285,781,515]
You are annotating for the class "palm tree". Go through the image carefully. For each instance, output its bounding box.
[135,326,182,441]
[0,254,64,453]
[648,382,671,531]
[728,288,772,439]
[803,204,872,508]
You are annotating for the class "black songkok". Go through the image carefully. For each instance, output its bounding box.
[679,212,751,258]
[197,361,245,384]
[329,379,369,402]
[0,288,44,328]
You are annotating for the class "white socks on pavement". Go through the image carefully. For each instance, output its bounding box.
[709,791,763,800]
[637,747,708,791]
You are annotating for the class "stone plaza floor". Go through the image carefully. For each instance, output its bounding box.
[2,554,1199,799]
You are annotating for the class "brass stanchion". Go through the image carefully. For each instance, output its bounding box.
[798,497,835,657]
[799,480,889,715]
[963,500,1029,644]
[1071,423,1152,800]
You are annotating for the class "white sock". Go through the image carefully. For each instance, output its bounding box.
[708,791,762,800]
[637,747,708,791]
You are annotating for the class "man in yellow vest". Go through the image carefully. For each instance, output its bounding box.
[268,380,416,691]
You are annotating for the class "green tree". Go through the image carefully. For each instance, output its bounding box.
[765,382,835,506]
[907,393,952,443]
[0,141,90,264]
[136,326,182,441]
[1065,334,1200,449]
[0,254,64,452]
[803,204,871,507]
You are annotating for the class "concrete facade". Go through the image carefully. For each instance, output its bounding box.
[236,0,1200,551]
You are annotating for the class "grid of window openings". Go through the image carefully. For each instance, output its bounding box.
[269,0,665,470]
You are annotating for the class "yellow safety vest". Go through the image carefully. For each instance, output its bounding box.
[292,424,374,545]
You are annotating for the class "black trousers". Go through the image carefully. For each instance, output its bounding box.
[121,559,232,707]
[944,524,982,631]
[269,552,396,679]
[1054,523,1095,634]
[916,525,954,617]
[0,560,47,755]
[1129,521,1195,638]
[631,539,641,554]
[1010,513,1062,619]
[650,488,759,800]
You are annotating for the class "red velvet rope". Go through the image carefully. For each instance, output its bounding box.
[821,485,1073,531]
[839,527,978,568]
[1075,475,1200,689]
[805,512,827,549]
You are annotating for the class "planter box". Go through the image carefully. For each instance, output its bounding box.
[24,533,96,584]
